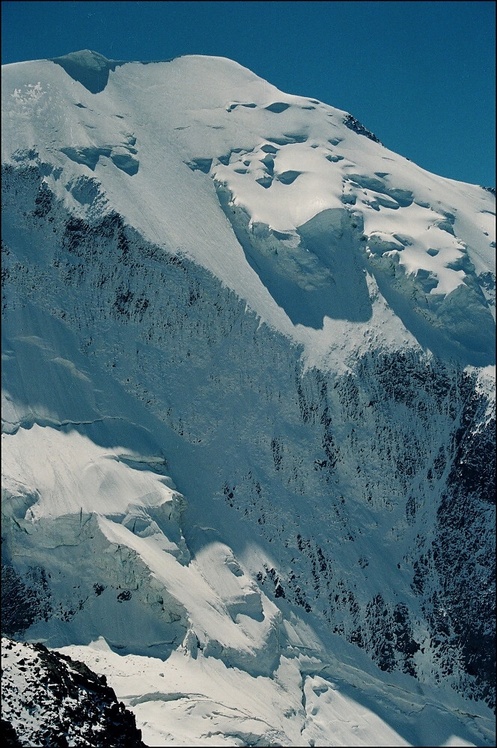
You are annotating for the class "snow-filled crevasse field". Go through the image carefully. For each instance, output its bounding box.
[1,51,495,746]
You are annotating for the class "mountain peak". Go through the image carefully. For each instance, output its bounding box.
[50,49,125,93]
[2,52,494,365]
[52,49,112,64]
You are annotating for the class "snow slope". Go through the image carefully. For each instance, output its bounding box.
[1,51,495,746]
[2,51,494,367]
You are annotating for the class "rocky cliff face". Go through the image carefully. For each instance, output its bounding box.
[1,637,146,747]
[1,52,495,744]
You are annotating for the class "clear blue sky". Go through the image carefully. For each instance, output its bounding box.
[2,1,495,186]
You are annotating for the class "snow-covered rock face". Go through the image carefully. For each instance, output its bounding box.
[1,52,495,746]
[1,636,146,747]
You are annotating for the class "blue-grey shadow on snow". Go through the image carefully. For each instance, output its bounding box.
[51,50,126,94]
[217,189,372,329]
[296,208,373,325]
[369,267,496,368]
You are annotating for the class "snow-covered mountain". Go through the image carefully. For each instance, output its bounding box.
[1,50,495,746]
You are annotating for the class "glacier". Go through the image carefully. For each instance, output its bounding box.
[1,50,495,746]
